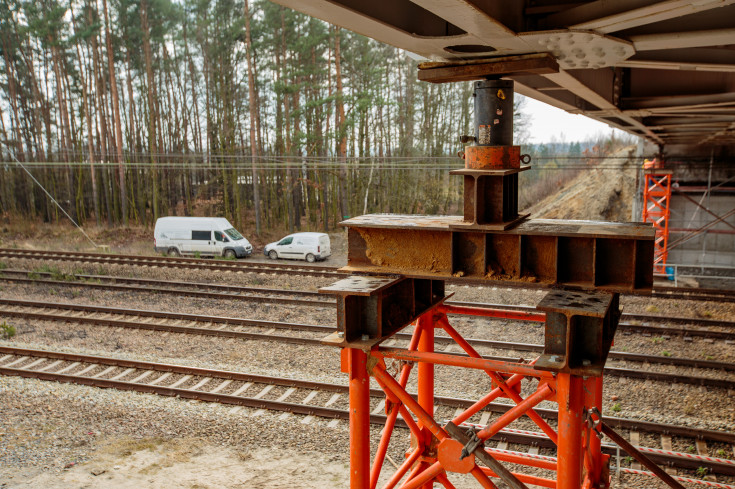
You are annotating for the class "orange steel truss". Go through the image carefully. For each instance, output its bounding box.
[642,172,672,274]
[345,304,609,489]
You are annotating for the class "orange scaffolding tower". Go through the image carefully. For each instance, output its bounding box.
[642,170,673,274]
[320,77,673,489]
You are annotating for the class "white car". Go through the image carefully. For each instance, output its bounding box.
[263,232,331,263]
[154,217,252,258]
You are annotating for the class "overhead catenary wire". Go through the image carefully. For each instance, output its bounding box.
[5,149,98,249]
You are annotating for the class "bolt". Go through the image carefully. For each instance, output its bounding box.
[582,359,591,366]
[337,331,345,338]
[550,355,561,362]
[361,334,370,341]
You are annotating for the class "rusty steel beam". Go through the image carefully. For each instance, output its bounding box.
[341,215,655,294]
[417,54,558,83]
[319,275,448,348]
[534,289,620,377]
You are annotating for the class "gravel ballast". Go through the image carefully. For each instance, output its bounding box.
[1,255,734,488]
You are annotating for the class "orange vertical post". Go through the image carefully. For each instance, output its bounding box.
[642,170,672,274]
[348,347,371,489]
[557,373,584,489]
[583,376,604,486]
[417,314,435,488]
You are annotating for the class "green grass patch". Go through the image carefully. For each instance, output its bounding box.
[32,265,77,281]
[0,321,16,339]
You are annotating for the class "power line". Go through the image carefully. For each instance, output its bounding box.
[4,150,99,249]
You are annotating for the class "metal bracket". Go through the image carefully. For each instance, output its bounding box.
[586,407,604,440]
[534,289,621,376]
[319,275,448,348]
[460,428,484,460]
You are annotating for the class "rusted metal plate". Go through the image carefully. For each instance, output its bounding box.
[342,215,655,293]
[418,54,559,83]
[537,289,612,318]
[342,215,656,240]
[535,290,620,376]
[449,167,530,177]
[319,275,399,297]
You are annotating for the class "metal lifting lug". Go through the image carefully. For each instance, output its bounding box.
[585,407,603,439]
[460,428,484,460]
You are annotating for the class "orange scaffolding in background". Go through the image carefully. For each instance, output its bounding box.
[642,170,673,274]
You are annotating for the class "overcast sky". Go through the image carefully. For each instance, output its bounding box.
[522,95,622,144]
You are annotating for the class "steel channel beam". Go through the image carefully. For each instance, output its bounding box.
[342,215,655,293]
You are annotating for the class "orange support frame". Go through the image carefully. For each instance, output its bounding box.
[348,304,610,489]
[642,171,672,274]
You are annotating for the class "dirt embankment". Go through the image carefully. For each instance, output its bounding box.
[525,147,639,222]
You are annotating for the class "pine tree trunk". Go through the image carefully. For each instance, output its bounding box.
[102,0,127,226]
[142,1,160,219]
[335,27,348,221]
[244,0,261,235]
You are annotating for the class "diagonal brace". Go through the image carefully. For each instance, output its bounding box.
[445,422,530,489]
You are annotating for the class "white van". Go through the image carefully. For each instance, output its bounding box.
[263,232,331,262]
[154,217,253,258]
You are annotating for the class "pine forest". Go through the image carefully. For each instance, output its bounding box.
[0,0,632,237]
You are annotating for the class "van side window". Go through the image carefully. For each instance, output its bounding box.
[214,231,225,242]
[278,237,293,246]
[192,230,211,240]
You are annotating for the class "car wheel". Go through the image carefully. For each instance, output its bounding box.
[306,253,315,263]
[268,250,278,260]
[167,248,180,257]
[224,249,236,259]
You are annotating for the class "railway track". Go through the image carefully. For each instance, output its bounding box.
[3,269,735,340]
[1,298,733,390]
[2,248,734,303]
[0,248,342,277]
[0,269,335,307]
[1,345,733,481]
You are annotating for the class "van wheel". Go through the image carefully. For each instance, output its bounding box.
[306,253,316,263]
[268,250,278,260]
[224,249,236,259]
[167,248,180,257]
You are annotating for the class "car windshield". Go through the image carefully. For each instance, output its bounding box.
[224,228,244,240]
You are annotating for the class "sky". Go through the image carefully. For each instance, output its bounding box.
[521,95,623,144]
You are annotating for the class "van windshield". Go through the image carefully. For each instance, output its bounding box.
[224,228,244,241]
